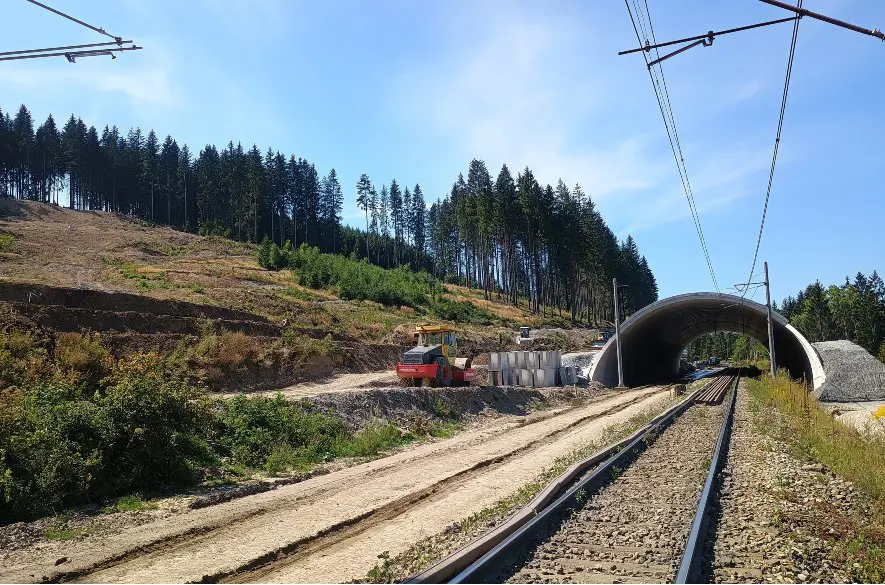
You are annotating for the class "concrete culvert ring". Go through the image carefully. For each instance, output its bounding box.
[589,292,825,389]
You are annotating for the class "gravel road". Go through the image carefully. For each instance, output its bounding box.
[0,387,670,584]
[218,371,399,399]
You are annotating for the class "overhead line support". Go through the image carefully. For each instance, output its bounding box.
[619,16,799,59]
[759,0,885,41]
[0,45,142,62]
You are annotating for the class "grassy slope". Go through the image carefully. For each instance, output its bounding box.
[0,200,600,360]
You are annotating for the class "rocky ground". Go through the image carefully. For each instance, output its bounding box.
[500,402,725,584]
[707,382,865,583]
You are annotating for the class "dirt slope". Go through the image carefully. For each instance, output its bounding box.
[0,387,669,584]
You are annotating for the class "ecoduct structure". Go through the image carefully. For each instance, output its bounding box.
[589,292,825,389]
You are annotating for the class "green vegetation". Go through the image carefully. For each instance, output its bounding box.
[260,243,494,324]
[0,233,13,252]
[748,373,885,581]
[779,272,884,357]
[0,331,461,524]
[102,494,157,514]
[44,526,84,541]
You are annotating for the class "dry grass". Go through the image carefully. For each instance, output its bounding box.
[0,200,599,351]
[748,373,885,581]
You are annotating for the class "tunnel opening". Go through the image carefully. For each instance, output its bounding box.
[589,293,825,389]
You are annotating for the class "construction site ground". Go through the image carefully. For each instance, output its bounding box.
[218,371,400,400]
[0,385,672,584]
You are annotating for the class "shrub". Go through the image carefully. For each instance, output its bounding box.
[194,330,262,371]
[431,298,492,325]
[284,244,494,325]
[0,330,48,390]
[216,394,348,469]
[0,353,214,523]
[257,237,291,271]
[0,233,13,252]
[336,420,410,458]
[54,332,112,388]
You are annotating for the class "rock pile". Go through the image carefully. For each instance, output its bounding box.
[812,340,885,401]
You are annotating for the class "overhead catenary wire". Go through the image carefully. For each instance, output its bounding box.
[25,0,123,44]
[639,0,719,293]
[741,0,802,298]
[4,0,141,63]
[624,0,721,293]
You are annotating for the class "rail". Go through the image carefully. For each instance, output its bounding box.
[410,372,739,583]
[676,373,739,583]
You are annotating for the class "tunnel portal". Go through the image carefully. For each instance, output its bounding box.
[589,292,825,389]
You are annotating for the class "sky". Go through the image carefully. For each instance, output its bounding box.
[2,0,883,303]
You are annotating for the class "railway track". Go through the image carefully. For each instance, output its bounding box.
[412,372,739,584]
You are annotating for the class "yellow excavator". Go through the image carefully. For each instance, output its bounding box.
[395,324,475,387]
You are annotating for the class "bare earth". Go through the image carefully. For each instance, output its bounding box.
[218,371,400,400]
[0,386,669,584]
[821,400,885,435]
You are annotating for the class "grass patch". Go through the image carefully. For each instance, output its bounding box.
[102,495,157,514]
[748,373,885,581]
[44,526,84,541]
[0,233,13,252]
[115,261,170,291]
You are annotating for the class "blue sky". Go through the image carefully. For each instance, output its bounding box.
[2,0,883,303]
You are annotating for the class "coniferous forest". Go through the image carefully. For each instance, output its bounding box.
[778,273,885,361]
[0,103,658,322]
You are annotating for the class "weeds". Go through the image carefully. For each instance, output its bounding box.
[44,526,83,541]
[366,551,396,583]
[748,373,885,581]
[0,233,13,252]
[102,495,157,514]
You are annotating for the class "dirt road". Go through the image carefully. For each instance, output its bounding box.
[0,387,671,584]
[219,371,399,400]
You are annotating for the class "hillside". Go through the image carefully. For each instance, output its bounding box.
[0,200,601,392]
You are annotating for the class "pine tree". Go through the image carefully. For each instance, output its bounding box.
[355,173,373,261]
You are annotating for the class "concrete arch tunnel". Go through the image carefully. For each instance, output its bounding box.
[589,292,826,389]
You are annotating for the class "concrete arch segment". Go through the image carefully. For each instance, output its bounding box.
[589,292,825,389]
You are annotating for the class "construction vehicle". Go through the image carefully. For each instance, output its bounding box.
[395,324,476,387]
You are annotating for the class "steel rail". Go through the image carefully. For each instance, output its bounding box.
[446,375,734,583]
[676,373,740,583]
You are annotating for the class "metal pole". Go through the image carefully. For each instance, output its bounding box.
[613,278,625,387]
[764,262,776,377]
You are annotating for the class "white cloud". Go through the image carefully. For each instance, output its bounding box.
[0,49,179,108]
[392,12,671,206]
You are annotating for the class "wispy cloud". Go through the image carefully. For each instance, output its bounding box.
[0,43,179,108]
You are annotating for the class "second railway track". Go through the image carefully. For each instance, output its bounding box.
[427,372,740,584]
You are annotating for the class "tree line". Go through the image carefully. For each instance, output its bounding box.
[423,161,658,322]
[777,271,885,361]
[0,103,658,323]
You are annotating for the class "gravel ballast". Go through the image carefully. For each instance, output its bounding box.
[812,340,885,402]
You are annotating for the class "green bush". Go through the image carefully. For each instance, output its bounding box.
[257,237,292,271]
[431,298,492,325]
[0,331,48,389]
[283,244,494,325]
[216,394,348,469]
[336,421,411,457]
[0,233,13,252]
[0,353,213,523]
